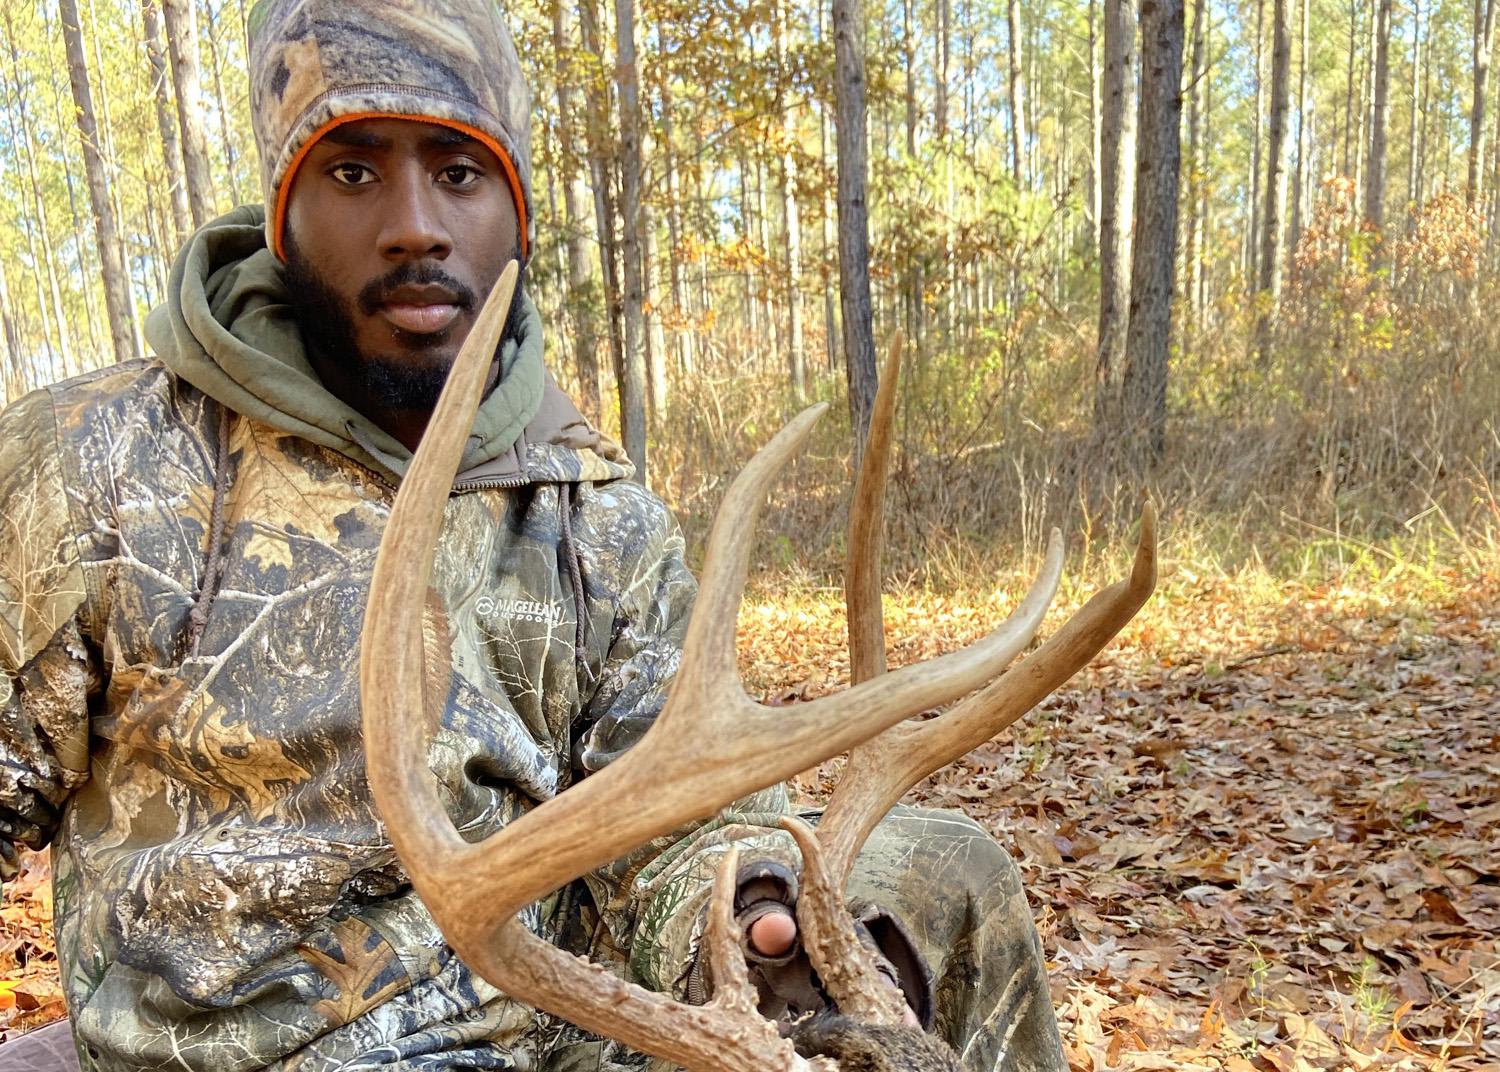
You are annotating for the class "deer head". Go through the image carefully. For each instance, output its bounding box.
[359,264,1156,1072]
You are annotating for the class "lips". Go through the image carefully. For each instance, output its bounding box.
[377,284,465,335]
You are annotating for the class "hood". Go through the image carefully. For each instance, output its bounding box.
[144,205,630,487]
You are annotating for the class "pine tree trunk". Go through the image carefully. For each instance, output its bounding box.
[1343,0,1359,178]
[739,158,759,344]
[553,0,603,422]
[1365,0,1391,226]
[162,0,217,227]
[1249,0,1265,279]
[775,0,805,401]
[59,0,137,365]
[654,25,692,377]
[1292,0,1311,253]
[1470,0,1498,203]
[833,0,879,460]
[1007,0,1027,185]
[1261,0,1291,300]
[935,0,950,139]
[1088,0,1102,248]
[143,0,193,245]
[205,1,244,206]
[643,207,668,421]
[612,0,650,479]
[1123,0,1185,460]
[1184,0,1207,337]
[579,0,625,402]
[1095,0,1136,420]
[1417,14,1433,205]
[1355,2,1373,195]
[818,2,839,371]
[1407,0,1423,207]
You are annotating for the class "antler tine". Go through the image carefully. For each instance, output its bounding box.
[797,343,1061,1022]
[846,333,903,685]
[781,817,912,1026]
[362,260,520,886]
[815,503,1157,888]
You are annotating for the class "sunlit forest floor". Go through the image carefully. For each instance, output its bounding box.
[740,547,1500,1072]
[3,533,1496,1069]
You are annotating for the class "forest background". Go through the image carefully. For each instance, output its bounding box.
[0,0,1497,1068]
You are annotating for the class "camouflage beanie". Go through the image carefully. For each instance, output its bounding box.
[246,0,532,260]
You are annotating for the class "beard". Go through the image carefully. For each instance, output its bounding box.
[282,232,527,413]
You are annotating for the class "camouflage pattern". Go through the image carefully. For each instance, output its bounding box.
[246,0,533,255]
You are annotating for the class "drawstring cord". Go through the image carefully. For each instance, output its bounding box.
[558,483,594,691]
[187,404,234,658]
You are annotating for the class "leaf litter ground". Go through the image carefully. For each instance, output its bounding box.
[2,570,1496,1070]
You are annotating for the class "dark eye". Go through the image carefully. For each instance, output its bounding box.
[439,164,482,187]
[329,163,375,186]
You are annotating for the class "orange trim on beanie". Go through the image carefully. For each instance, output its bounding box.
[270,112,530,261]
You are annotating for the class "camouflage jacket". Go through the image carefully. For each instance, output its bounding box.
[0,363,793,1071]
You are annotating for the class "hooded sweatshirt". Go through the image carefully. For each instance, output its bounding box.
[0,215,795,1072]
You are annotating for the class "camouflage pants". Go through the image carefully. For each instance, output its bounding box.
[269,806,1065,1072]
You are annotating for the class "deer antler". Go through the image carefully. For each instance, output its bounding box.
[361,270,1155,1069]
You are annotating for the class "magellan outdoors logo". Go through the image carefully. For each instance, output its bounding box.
[475,596,567,624]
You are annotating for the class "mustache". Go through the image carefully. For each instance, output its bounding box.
[356,264,478,317]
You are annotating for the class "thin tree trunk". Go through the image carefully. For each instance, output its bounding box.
[1123,0,1186,459]
[739,157,759,344]
[1088,0,1103,248]
[1354,1,1373,195]
[775,0,805,401]
[205,0,244,206]
[48,62,105,356]
[1261,0,1291,300]
[1007,0,1027,185]
[1365,0,1392,225]
[86,0,129,253]
[1406,0,1423,208]
[1470,0,1498,202]
[553,0,602,422]
[654,25,692,377]
[935,0,950,139]
[1096,0,1137,420]
[1184,0,1208,336]
[818,2,838,370]
[833,0,879,461]
[1249,0,1265,279]
[60,0,137,365]
[579,0,624,403]
[612,0,649,479]
[642,205,668,422]
[162,0,217,227]
[143,0,192,245]
[1417,17,1433,205]
[1292,0,1312,252]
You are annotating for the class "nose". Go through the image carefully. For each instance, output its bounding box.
[377,165,452,262]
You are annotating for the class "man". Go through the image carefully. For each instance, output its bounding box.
[0,2,1066,1070]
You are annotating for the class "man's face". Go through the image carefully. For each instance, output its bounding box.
[282,118,521,416]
